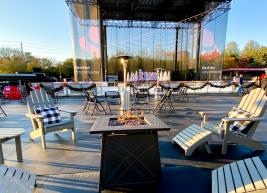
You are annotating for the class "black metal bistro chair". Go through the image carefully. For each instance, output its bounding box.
[130,84,153,112]
[105,91,121,114]
[153,89,175,113]
[176,86,189,102]
[84,90,106,116]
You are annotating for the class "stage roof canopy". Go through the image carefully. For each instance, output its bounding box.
[66,0,231,23]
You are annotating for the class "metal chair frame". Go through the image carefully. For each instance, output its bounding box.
[105,91,121,114]
[153,89,175,113]
[84,90,106,116]
[0,105,6,116]
[130,84,154,111]
[176,87,189,102]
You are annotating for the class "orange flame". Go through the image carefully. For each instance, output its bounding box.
[117,111,145,126]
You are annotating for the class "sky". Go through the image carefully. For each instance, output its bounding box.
[0,0,266,61]
[0,0,72,61]
[226,0,267,48]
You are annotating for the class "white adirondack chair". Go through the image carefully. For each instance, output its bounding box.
[200,88,267,154]
[0,165,36,193]
[212,156,267,193]
[26,89,77,149]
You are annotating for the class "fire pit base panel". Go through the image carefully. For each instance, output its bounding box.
[100,132,161,191]
[90,114,170,192]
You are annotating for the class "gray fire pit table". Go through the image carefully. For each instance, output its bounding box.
[90,114,170,192]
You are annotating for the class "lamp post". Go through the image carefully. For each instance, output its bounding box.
[115,55,133,113]
[154,67,164,100]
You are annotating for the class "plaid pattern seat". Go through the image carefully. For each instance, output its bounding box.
[35,107,61,125]
[219,109,255,134]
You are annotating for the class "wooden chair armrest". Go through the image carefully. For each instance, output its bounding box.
[59,109,77,116]
[199,111,228,122]
[221,117,262,123]
[232,106,238,110]
[25,113,43,120]
[199,111,228,116]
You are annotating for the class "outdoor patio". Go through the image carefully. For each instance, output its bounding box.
[1,93,267,193]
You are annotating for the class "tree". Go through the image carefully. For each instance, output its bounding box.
[242,40,259,56]
[225,41,240,57]
[223,41,240,69]
[0,48,26,73]
[241,40,260,67]
[0,48,41,73]
[254,46,267,67]
[60,58,74,79]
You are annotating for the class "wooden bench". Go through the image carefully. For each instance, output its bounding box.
[172,124,212,156]
[212,156,267,193]
[0,128,25,164]
[0,165,36,193]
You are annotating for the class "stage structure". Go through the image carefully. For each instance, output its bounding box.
[66,0,231,81]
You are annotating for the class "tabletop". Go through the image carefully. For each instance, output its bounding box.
[90,114,170,134]
[0,128,25,140]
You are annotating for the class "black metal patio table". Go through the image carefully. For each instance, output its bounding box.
[90,114,170,192]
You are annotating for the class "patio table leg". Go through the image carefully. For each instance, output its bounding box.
[0,143,4,164]
[15,136,23,162]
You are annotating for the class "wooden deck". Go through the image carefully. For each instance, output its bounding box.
[0,94,267,193]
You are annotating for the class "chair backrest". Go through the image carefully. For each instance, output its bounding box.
[182,87,188,93]
[129,84,138,95]
[235,88,267,137]
[27,89,54,113]
[136,89,149,98]
[87,90,98,102]
[238,88,267,117]
[26,89,54,130]
[105,91,120,105]
[105,91,120,97]
[161,89,172,101]
[84,90,90,101]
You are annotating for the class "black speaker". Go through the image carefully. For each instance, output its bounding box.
[118,71,123,81]
[171,71,179,81]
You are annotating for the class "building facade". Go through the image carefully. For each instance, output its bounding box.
[66,0,231,81]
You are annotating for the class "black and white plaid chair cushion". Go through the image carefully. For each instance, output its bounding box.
[35,107,61,125]
[219,109,255,134]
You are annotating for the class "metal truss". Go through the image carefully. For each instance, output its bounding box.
[202,2,231,25]
[66,1,231,30]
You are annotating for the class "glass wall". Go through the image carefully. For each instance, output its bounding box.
[69,3,102,81]
[68,1,230,81]
[106,26,176,80]
[199,10,229,80]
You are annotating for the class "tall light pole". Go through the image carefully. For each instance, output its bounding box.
[59,64,62,82]
[115,55,133,113]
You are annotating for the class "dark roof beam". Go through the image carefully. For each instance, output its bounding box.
[128,0,139,20]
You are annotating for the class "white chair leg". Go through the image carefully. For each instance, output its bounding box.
[41,134,46,149]
[203,142,212,154]
[72,128,76,140]
[0,143,4,164]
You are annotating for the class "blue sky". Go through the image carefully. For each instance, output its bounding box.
[0,0,266,61]
[226,0,267,49]
[0,0,72,61]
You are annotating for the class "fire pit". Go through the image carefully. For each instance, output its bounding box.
[109,111,147,126]
[90,114,170,192]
